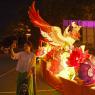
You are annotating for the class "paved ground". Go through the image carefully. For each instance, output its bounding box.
[0,53,62,95]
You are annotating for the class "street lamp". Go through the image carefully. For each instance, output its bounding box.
[25,33,31,41]
[25,28,31,41]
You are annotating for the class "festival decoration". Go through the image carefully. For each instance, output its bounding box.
[28,2,81,49]
[28,1,95,85]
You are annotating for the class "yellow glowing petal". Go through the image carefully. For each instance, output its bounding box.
[56,67,75,80]
[65,37,75,46]
[62,52,70,57]
[60,52,70,66]
[80,45,85,53]
[91,86,95,90]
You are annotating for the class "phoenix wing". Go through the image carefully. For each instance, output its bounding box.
[28,1,75,47]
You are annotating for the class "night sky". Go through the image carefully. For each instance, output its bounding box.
[0,0,32,35]
[0,0,19,29]
[0,0,95,38]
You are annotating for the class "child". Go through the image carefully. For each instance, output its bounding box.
[10,41,36,95]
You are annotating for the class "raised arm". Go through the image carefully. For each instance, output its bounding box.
[10,40,18,59]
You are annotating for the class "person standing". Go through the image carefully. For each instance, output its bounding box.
[10,41,36,95]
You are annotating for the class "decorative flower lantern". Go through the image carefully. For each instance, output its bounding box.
[78,59,94,84]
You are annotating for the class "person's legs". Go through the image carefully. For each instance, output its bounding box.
[16,72,22,95]
[16,72,28,95]
[28,74,34,95]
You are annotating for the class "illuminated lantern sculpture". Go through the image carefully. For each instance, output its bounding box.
[28,1,95,94]
[78,59,94,84]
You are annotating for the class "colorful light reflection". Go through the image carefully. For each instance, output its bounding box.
[63,20,95,27]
